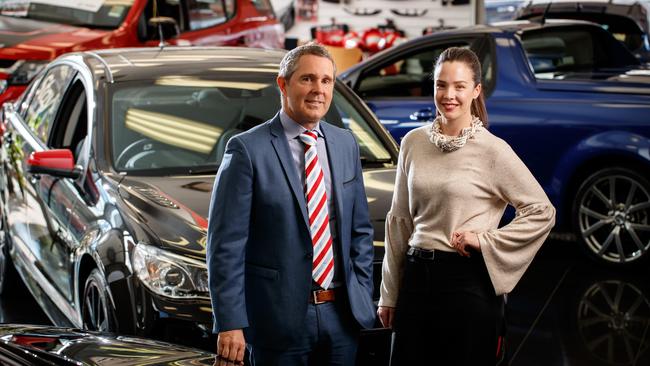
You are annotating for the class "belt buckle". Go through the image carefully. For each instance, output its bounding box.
[312,290,325,305]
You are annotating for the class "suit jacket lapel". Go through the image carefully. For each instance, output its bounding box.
[320,122,345,244]
[269,116,310,229]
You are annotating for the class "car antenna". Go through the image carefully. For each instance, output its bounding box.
[541,1,553,26]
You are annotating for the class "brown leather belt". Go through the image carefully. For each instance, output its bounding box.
[309,288,338,304]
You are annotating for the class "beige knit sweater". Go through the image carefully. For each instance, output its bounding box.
[379,125,556,307]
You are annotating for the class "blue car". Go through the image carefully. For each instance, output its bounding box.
[340,19,650,266]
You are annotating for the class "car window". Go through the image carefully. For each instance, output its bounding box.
[330,92,392,164]
[520,25,640,79]
[0,0,134,29]
[17,75,43,118]
[187,0,236,30]
[47,80,88,157]
[23,65,76,143]
[356,41,477,98]
[109,74,393,173]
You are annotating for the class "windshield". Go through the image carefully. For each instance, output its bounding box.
[0,0,133,29]
[109,75,394,175]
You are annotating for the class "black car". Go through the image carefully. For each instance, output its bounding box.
[0,47,397,356]
[0,324,218,365]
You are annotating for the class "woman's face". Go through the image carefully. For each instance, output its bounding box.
[434,61,481,124]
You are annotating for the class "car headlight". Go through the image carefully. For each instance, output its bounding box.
[132,243,209,299]
[7,60,48,85]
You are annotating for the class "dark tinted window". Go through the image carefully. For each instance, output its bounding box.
[24,65,76,142]
[109,73,392,173]
[520,25,640,79]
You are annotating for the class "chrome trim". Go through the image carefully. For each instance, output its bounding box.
[6,111,46,151]
[85,51,114,83]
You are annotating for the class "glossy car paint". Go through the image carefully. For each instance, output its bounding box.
[0,47,397,352]
[340,21,650,264]
[0,324,217,365]
[0,0,284,105]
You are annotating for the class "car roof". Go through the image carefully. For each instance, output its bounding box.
[517,0,649,34]
[70,47,287,83]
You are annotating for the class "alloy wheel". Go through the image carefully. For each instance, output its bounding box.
[82,271,110,332]
[577,172,650,264]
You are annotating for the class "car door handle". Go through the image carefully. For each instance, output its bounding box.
[410,108,434,121]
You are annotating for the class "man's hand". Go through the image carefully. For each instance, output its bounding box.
[377,306,396,329]
[215,329,246,366]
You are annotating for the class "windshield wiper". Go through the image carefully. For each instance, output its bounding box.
[187,166,219,175]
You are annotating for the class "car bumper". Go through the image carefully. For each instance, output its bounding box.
[146,293,215,350]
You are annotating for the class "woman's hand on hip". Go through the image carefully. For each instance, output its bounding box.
[377,306,396,329]
[451,231,481,256]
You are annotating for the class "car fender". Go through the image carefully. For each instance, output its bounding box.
[551,130,650,225]
[73,227,137,334]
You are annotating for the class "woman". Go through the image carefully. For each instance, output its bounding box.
[377,47,555,365]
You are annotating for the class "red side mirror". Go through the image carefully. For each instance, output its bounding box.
[27,149,80,179]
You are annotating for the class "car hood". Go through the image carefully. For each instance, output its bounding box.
[0,324,216,365]
[118,167,396,259]
[0,16,109,59]
[118,175,214,260]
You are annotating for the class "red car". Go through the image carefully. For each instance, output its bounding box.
[0,0,284,105]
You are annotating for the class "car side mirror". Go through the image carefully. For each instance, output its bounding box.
[27,149,81,179]
[149,16,181,46]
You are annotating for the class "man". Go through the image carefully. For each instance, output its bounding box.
[207,43,376,365]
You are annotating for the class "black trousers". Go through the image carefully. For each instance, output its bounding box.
[390,249,505,366]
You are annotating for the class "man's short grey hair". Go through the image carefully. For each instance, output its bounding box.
[279,42,337,81]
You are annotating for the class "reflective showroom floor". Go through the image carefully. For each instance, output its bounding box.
[1,240,648,366]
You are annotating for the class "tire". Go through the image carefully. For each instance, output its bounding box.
[81,269,116,332]
[573,167,650,266]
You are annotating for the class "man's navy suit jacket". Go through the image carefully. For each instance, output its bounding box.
[207,114,375,350]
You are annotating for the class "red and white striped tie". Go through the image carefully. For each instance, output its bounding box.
[299,131,334,290]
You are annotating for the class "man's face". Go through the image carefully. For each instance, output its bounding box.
[277,54,335,126]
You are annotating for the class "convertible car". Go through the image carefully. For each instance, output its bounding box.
[340,19,650,266]
[0,46,396,363]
